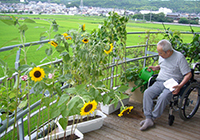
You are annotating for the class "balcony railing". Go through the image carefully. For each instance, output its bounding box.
[0,31,198,140]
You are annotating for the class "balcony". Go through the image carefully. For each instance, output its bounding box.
[0,30,200,140]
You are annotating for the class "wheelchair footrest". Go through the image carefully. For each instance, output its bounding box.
[168,114,175,126]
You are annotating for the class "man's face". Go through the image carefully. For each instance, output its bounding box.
[157,45,169,59]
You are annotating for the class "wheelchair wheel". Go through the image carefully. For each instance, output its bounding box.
[179,82,200,120]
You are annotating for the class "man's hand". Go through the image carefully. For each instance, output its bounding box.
[148,65,160,71]
[172,72,192,95]
[172,85,181,95]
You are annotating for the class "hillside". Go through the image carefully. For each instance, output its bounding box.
[0,0,200,13]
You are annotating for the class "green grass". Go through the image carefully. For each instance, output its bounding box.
[0,14,199,77]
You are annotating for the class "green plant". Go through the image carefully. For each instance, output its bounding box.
[120,66,147,93]
[162,24,200,64]
[0,11,133,139]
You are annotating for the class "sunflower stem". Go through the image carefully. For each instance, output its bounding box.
[115,94,125,109]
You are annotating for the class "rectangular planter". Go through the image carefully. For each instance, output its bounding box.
[57,110,107,134]
[38,128,83,140]
[100,98,129,115]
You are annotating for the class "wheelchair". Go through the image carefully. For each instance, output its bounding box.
[148,62,200,126]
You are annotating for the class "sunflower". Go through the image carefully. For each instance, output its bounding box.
[48,41,58,48]
[80,100,97,116]
[82,38,89,44]
[62,33,68,37]
[29,67,45,82]
[62,33,72,40]
[104,43,114,54]
[66,36,72,40]
[118,106,134,117]
[82,24,85,31]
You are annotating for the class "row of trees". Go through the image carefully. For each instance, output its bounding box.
[132,13,173,23]
[132,13,199,24]
[70,0,200,13]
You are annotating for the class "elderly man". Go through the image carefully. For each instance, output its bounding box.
[140,39,192,131]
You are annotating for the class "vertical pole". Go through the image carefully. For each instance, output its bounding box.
[18,118,24,140]
[143,38,149,68]
[110,42,116,89]
[15,48,24,140]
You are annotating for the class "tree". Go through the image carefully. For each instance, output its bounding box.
[179,18,189,24]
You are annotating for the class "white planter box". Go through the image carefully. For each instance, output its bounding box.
[38,128,83,140]
[57,110,107,134]
[100,98,129,115]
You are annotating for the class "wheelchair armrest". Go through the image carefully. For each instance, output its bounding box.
[147,74,158,87]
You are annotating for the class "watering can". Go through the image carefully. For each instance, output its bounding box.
[139,67,154,82]
[131,67,154,92]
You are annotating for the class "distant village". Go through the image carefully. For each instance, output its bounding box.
[0,1,200,24]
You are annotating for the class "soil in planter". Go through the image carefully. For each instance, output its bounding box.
[57,134,79,140]
[67,115,101,125]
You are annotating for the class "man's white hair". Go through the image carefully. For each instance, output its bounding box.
[157,39,173,52]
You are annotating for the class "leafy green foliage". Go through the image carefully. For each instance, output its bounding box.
[163,26,200,63]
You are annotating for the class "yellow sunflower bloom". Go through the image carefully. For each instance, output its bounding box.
[48,41,58,48]
[118,106,134,117]
[80,100,97,116]
[104,43,114,54]
[62,33,72,40]
[62,33,68,37]
[66,36,72,40]
[29,67,45,82]
[82,24,85,31]
[82,38,89,44]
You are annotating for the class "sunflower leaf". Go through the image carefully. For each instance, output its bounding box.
[19,64,31,72]
[116,85,129,93]
[67,96,80,111]
[50,107,61,118]
[57,94,70,107]
[110,98,119,108]
[0,19,14,25]
[42,97,51,107]
[18,100,28,109]
[61,107,69,118]
[45,47,52,56]
[59,117,68,130]
[65,87,76,94]
[102,94,111,105]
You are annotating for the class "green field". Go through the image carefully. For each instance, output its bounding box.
[0,14,199,77]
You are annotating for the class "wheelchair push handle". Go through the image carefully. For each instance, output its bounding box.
[139,67,154,82]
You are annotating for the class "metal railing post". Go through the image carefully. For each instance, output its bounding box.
[143,38,149,68]
[18,117,24,140]
[15,48,24,140]
[110,43,116,89]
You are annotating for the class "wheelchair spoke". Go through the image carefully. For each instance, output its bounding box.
[183,88,200,118]
[179,82,200,120]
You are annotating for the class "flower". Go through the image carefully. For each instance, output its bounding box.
[82,24,85,31]
[80,100,97,116]
[48,73,54,79]
[62,33,72,40]
[21,75,28,81]
[29,67,45,82]
[118,106,134,117]
[48,41,58,48]
[62,33,68,37]
[104,43,114,54]
[82,38,89,44]
[66,36,72,40]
